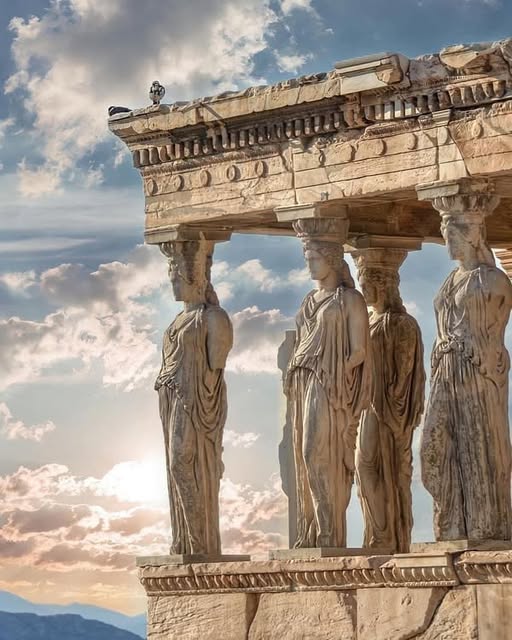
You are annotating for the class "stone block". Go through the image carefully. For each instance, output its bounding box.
[248,591,356,640]
[416,586,478,639]
[476,584,512,640]
[147,593,256,640]
[357,587,447,640]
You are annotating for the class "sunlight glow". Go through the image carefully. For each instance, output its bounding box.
[99,459,168,506]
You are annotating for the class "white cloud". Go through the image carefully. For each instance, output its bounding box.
[0,270,37,294]
[280,0,313,14]
[83,166,105,189]
[0,238,92,254]
[0,245,167,392]
[6,0,279,194]
[276,53,311,73]
[224,429,260,448]
[0,250,306,391]
[0,403,56,442]
[0,461,286,568]
[0,118,15,148]
[213,257,309,296]
[228,306,294,373]
[17,160,61,198]
[237,259,281,292]
[0,172,146,241]
[404,300,422,316]
[220,475,286,555]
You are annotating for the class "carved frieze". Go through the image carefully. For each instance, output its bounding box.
[138,555,459,596]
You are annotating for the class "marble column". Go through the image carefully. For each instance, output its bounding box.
[351,245,425,554]
[155,229,233,556]
[417,179,512,542]
[276,205,372,549]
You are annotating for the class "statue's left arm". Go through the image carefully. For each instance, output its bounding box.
[391,316,425,428]
[206,307,234,371]
[488,268,512,313]
[346,290,370,369]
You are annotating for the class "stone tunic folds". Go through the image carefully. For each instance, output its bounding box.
[357,311,425,553]
[421,265,512,541]
[155,304,228,555]
[286,287,372,548]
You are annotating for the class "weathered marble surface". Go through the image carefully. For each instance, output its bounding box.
[277,330,298,547]
[415,587,478,640]
[155,239,233,555]
[248,591,356,640]
[147,593,256,640]
[140,551,512,639]
[418,179,512,542]
[108,39,512,246]
[285,216,371,548]
[357,587,447,639]
[354,248,425,554]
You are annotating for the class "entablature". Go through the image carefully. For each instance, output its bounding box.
[109,38,512,245]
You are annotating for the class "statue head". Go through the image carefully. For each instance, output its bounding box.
[160,240,208,303]
[353,248,407,313]
[431,184,498,268]
[294,217,354,289]
[303,240,355,288]
[440,213,495,267]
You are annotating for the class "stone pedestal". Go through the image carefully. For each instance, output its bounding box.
[138,550,512,639]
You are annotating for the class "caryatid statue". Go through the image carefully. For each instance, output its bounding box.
[353,248,425,554]
[418,179,512,542]
[155,239,233,555]
[285,216,372,548]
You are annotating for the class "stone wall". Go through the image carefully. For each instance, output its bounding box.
[138,550,512,639]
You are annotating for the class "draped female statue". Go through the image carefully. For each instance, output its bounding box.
[421,193,512,541]
[354,248,425,554]
[285,217,372,548]
[155,240,233,555]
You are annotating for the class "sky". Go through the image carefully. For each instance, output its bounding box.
[1,0,512,617]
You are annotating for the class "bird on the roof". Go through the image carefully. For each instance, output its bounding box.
[108,105,132,116]
[149,81,166,105]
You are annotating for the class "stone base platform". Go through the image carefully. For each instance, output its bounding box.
[269,547,391,560]
[138,550,512,639]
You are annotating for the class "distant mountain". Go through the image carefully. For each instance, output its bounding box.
[0,611,142,640]
[0,591,146,638]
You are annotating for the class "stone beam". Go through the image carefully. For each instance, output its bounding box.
[346,233,422,252]
[145,223,232,245]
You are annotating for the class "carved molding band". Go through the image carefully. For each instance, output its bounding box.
[455,551,512,584]
[138,551,512,595]
[140,567,457,596]
[130,79,509,169]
